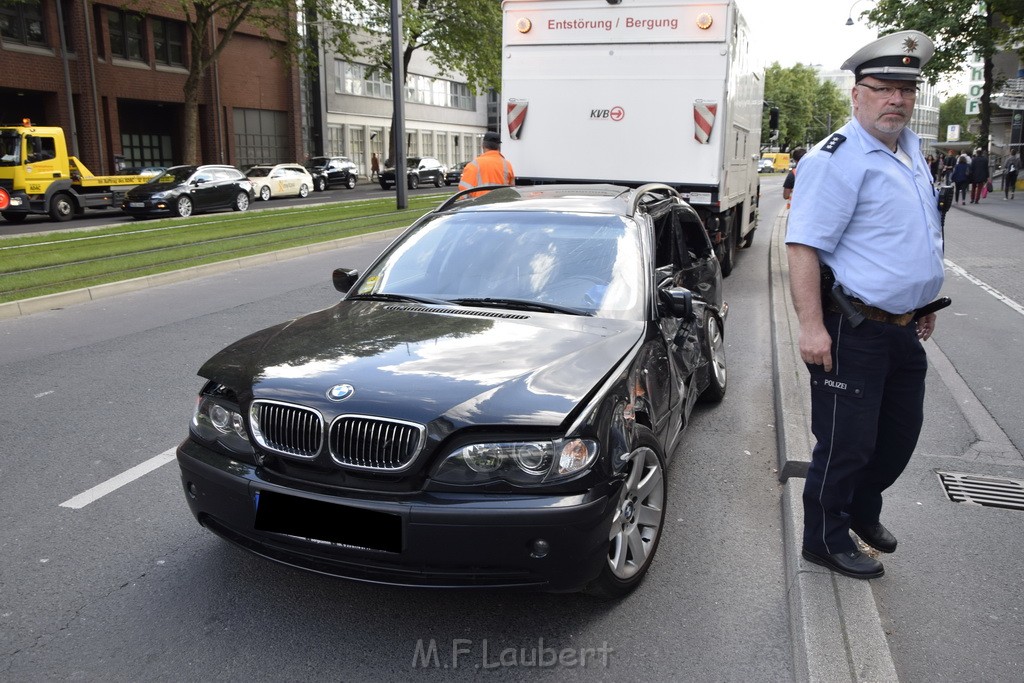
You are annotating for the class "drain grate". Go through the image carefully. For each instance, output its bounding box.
[937,471,1024,511]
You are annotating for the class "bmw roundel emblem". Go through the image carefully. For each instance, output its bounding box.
[327,383,355,401]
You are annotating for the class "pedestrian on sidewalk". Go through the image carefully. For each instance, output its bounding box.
[969,149,989,203]
[1003,151,1019,200]
[951,154,970,205]
[782,147,806,208]
[785,31,945,580]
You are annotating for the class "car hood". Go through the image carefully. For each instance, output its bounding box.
[127,183,183,198]
[199,300,643,428]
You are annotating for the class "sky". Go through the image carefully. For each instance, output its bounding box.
[738,0,881,72]
[738,0,967,95]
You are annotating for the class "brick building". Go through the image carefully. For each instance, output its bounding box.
[0,0,302,174]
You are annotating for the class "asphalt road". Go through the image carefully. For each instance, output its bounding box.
[0,187,791,680]
[3,177,1020,681]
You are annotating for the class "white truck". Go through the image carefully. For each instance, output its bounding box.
[501,0,763,275]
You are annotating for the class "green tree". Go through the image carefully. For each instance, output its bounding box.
[340,0,502,163]
[763,63,851,151]
[138,0,354,165]
[937,94,975,143]
[864,0,1024,151]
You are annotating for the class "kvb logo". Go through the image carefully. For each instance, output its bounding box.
[590,106,625,121]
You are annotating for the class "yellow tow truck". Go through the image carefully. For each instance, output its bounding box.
[0,119,151,223]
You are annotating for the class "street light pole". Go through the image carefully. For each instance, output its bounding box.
[846,0,872,26]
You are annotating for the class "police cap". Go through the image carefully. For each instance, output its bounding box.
[841,30,934,82]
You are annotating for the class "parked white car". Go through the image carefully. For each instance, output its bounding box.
[245,164,314,201]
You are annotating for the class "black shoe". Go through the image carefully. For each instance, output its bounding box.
[801,547,884,579]
[850,521,897,553]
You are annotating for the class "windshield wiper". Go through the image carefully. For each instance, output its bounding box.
[348,292,450,306]
[450,297,589,316]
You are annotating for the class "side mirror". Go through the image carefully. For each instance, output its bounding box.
[333,268,360,293]
[659,287,695,320]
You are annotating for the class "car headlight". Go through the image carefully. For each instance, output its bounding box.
[150,191,168,200]
[190,385,254,456]
[431,437,598,485]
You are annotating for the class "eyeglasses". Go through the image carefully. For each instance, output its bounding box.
[857,83,919,98]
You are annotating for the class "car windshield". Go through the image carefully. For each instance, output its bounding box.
[355,211,645,320]
[246,167,271,178]
[147,166,198,185]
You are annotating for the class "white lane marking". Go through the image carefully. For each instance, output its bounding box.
[60,448,177,509]
[946,259,1024,317]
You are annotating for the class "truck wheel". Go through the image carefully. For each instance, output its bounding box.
[408,174,419,190]
[719,218,736,277]
[1,211,27,223]
[740,228,755,249]
[699,312,727,403]
[298,184,310,198]
[315,176,327,192]
[174,196,193,218]
[259,186,272,201]
[345,175,356,189]
[584,425,666,599]
[233,192,250,212]
[49,192,75,222]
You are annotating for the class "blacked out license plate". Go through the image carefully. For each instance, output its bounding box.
[254,490,402,553]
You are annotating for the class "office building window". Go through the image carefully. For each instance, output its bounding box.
[0,0,46,46]
[153,18,184,66]
[108,9,145,62]
[233,108,289,168]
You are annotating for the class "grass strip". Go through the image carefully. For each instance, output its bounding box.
[0,194,446,303]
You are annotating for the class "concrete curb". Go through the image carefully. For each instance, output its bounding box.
[0,227,405,321]
[769,209,899,682]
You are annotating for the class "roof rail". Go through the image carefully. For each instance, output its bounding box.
[628,183,680,217]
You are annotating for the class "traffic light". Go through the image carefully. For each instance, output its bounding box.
[769,107,779,130]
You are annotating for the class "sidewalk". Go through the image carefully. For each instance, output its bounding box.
[769,195,1024,682]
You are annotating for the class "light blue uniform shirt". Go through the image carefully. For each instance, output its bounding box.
[786,118,944,314]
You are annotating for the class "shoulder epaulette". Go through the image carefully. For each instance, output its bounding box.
[822,134,847,154]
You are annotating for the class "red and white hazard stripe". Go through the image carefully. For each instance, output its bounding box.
[507,99,528,140]
[693,100,718,144]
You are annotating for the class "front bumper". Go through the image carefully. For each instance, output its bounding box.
[176,438,620,592]
[121,199,170,216]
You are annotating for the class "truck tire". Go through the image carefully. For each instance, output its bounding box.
[174,196,193,217]
[2,211,27,223]
[719,216,736,277]
[345,175,357,189]
[49,192,75,222]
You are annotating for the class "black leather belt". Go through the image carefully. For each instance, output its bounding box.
[827,300,915,326]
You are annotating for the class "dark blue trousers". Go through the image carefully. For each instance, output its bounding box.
[802,311,928,555]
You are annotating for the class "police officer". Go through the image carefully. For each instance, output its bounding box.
[459,131,515,196]
[785,31,945,579]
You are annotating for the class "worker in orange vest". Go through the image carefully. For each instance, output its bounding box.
[458,131,515,196]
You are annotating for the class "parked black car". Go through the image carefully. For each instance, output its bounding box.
[304,156,358,191]
[379,156,446,190]
[121,165,253,218]
[444,161,469,186]
[176,183,727,596]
